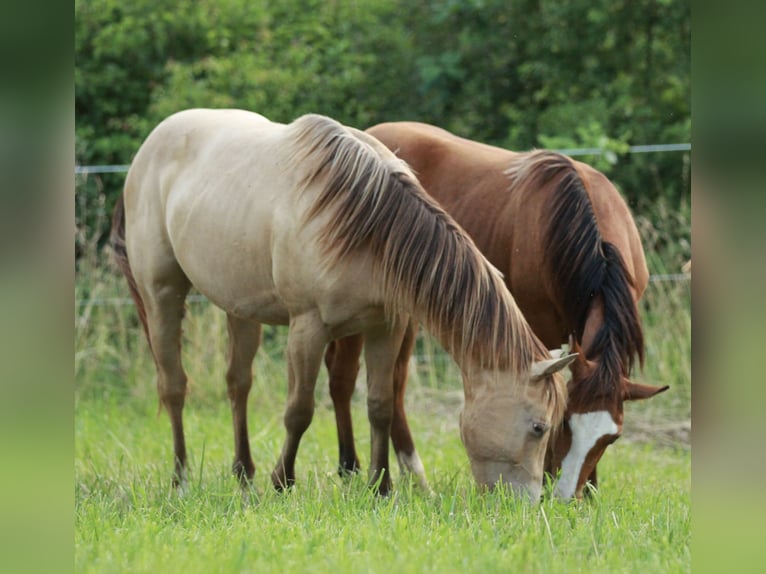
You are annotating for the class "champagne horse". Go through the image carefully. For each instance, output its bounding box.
[110,109,574,500]
[325,122,668,499]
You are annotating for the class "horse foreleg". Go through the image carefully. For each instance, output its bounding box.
[326,334,364,476]
[271,313,327,490]
[363,315,408,496]
[225,314,262,486]
[390,323,428,490]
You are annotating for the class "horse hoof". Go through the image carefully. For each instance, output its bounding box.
[369,471,391,496]
[337,459,361,478]
[232,460,255,486]
[372,483,391,497]
[271,470,295,492]
[171,467,188,492]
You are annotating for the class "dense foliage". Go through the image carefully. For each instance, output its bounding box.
[76,0,690,256]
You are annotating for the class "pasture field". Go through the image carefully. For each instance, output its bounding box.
[75,233,690,573]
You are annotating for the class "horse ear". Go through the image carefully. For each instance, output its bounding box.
[531,353,578,382]
[565,335,589,373]
[568,335,586,358]
[568,333,578,350]
[622,380,670,401]
[548,347,568,359]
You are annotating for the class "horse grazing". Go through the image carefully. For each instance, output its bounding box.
[110,109,573,500]
[325,121,668,499]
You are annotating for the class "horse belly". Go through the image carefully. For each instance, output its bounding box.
[166,198,290,324]
[307,307,384,341]
[182,252,289,325]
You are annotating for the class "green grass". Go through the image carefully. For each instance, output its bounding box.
[75,395,689,574]
[75,242,690,573]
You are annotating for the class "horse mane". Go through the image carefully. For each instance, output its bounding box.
[286,114,549,378]
[505,151,645,402]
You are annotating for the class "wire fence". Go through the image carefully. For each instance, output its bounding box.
[75,273,689,308]
[74,143,691,175]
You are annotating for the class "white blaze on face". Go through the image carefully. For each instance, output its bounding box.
[554,410,619,498]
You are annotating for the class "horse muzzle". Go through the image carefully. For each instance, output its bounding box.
[469,460,543,503]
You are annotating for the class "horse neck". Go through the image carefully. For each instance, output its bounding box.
[580,295,605,358]
[577,294,630,395]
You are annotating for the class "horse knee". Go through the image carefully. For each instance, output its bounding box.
[284,400,314,434]
[225,370,252,401]
[367,395,393,429]
[157,375,187,410]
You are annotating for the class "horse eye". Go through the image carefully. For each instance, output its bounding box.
[531,422,548,437]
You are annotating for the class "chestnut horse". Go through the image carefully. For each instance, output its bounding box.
[111,109,574,500]
[326,121,668,499]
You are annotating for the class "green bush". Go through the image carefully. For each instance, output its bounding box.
[76,0,690,249]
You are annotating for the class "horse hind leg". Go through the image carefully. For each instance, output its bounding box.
[141,270,192,488]
[225,314,262,486]
[326,334,364,476]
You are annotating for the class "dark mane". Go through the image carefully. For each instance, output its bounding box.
[287,114,549,376]
[506,151,644,400]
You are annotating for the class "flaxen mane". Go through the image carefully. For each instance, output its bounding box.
[506,151,644,404]
[287,114,547,378]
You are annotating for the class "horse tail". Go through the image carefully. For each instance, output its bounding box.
[110,194,152,353]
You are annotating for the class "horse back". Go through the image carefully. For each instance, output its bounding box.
[122,109,316,323]
[366,122,520,275]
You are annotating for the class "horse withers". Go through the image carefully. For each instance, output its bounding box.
[325,121,668,499]
[111,109,573,500]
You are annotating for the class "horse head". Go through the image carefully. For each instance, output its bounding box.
[459,353,575,502]
[547,338,669,499]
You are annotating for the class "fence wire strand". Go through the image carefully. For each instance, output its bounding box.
[74,143,691,175]
[75,274,689,308]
